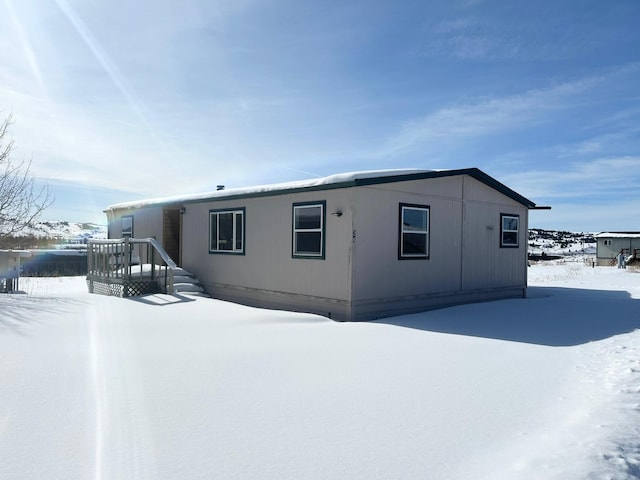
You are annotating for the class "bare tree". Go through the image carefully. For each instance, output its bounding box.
[0,113,54,241]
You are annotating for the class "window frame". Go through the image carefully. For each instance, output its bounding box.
[292,201,326,259]
[398,203,430,260]
[209,207,246,255]
[500,213,520,248]
[121,215,133,237]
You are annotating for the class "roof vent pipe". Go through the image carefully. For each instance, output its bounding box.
[216,185,225,191]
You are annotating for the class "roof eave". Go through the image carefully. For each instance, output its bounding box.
[104,168,540,211]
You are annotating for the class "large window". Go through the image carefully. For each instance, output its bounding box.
[209,208,245,254]
[399,203,429,259]
[501,214,519,247]
[292,201,325,258]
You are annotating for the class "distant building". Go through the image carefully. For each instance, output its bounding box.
[103,168,544,321]
[594,232,640,266]
[0,250,31,292]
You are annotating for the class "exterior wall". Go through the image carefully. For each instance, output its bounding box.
[107,206,165,264]
[351,176,463,300]
[349,175,528,320]
[460,176,528,290]
[180,189,353,320]
[106,174,530,321]
[107,206,164,240]
[596,236,640,266]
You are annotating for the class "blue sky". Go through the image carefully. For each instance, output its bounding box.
[1,0,639,231]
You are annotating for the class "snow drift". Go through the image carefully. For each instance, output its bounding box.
[1,262,639,479]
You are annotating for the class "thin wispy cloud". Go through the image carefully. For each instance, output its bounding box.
[3,0,46,97]
[418,3,629,63]
[52,0,161,144]
[502,156,640,200]
[379,75,601,158]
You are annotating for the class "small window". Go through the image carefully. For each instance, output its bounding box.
[399,204,429,259]
[501,214,519,247]
[293,202,325,258]
[209,208,245,254]
[603,239,612,246]
[121,215,133,237]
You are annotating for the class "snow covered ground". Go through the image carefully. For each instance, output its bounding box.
[1,262,639,479]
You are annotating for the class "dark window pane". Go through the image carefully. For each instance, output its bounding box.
[218,213,233,250]
[403,208,427,231]
[295,206,321,229]
[502,232,518,245]
[295,232,321,254]
[403,233,427,255]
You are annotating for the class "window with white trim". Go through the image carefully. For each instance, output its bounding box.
[209,208,245,254]
[121,215,133,237]
[292,202,325,258]
[501,214,519,247]
[399,203,429,259]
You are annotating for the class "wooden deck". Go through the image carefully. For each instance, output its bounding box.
[87,237,177,297]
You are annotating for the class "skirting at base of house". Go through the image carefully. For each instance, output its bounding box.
[202,282,351,320]
[350,287,527,321]
[201,282,527,322]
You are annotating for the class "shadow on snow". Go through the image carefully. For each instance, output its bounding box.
[375,286,640,347]
[0,296,88,336]
[126,293,197,307]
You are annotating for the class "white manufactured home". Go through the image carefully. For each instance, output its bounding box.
[101,168,542,321]
[594,232,640,266]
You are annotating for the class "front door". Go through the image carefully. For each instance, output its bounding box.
[163,208,181,266]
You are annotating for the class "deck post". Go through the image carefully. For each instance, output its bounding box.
[123,236,130,277]
[124,236,131,297]
[151,247,155,281]
[88,243,94,293]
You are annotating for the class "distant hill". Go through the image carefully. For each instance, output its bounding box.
[529,228,596,257]
[0,221,107,249]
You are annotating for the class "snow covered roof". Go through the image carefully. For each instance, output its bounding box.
[105,167,537,212]
[595,232,640,238]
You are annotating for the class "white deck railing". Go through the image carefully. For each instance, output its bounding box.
[87,237,177,296]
